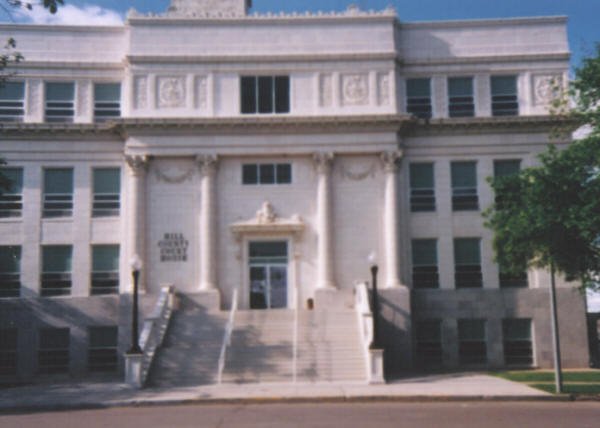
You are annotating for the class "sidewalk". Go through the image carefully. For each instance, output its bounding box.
[0,373,556,413]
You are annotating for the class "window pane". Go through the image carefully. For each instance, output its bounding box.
[448,77,473,96]
[259,164,275,184]
[249,241,287,258]
[0,246,21,273]
[92,245,119,272]
[93,168,120,194]
[491,76,517,95]
[242,164,258,184]
[504,319,531,340]
[240,76,257,114]
[454,239,480,265]
[46,82,74,101]
[44,169,73,194]
[494,160,521,178]
[0,82,25,100]
[412,239,437,266]
[42,245,72,272]
[406,78,430,97]
[451,162,476,188]
[39,328,70,349]
[94,83,120,102]
[274,76,290,113]
[0,168,23,193]
[89,326,117,348]
[458,319,486,340]
[276,163,291,184]
[410,163,434,188]
[258,76,274,113]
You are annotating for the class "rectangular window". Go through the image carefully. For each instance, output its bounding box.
[458,319,487,365]
[88,326,118,372]
[240,76,290,114]
[451,161,478,211]
[38,327,69,374]
[454,238,482,288]
[491,76,518,116]
[412,239,439,289]
[499,263,528,288]
[503,319,533,366]
[45,82,75,123]
[41,245,72,297]
[43,168,73,218]
[415,320,442,368]
[406,78,432,119]
[242,163,292,185]
[409,163,435,212]
[0,246,21,298]
[493,159,521,210]
[448,77,474,117]
[0,81,25,122]
[0,328,17,376]
[93,83,121,121]
[0,167,23,218]
[92,168,120,217]
[91,245,119,295]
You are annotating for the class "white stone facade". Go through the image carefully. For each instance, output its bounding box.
[0,1,589,381]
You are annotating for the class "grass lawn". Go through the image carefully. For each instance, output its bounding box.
[492,370,600,395]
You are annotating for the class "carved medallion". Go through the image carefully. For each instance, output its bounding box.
[341,74,369,106]
[533,74,562,106]
[158,77,186,109]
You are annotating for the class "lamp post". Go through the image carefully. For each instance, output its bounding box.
[368,251,381,350]
[128,255,143,355]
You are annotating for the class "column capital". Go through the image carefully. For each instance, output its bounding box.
[380,150,403,174]
[313,152,335,175]
[125,155,149,176]
[196,154,219,177]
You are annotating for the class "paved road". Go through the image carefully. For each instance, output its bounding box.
[1,402,599,427]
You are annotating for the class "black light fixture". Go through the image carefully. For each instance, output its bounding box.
[368,251,381,350]
[128,254,143,355]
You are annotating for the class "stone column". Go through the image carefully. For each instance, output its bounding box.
[381,150,403,289]
[197,154,219,291]
[313,152,336,290]
[125,155,149,292]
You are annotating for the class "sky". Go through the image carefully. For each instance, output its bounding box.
[3,0,600,311]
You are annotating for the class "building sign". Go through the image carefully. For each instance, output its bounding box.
[158,233,189,262]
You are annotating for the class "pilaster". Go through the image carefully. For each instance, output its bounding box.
[125,155,149,292]
[197,154,219,291]
[313,152,336,290]
[380,150,403,289]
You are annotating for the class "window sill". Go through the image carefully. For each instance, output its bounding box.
[42,217,73,223]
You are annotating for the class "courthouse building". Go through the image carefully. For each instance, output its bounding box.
[0,0,590,384]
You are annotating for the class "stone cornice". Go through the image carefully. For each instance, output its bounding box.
[403,53,570,67]
[0,122,117,139]
[398,15,567,30]
[127,53,397,65]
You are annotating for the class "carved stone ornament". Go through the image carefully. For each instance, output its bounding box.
[380,150,403,173]
[27,80,41,117]
[230,201,305,242]
[533,74,562,106]
[195,76,208,109]
[378,73,390,106]
[154,164,195,184]
[158,77,186,109]
[134,76,148,110]
[196,154,219,177]
[319,74,333,107]
[313,152,335,175]
[339,161,377,181]
[167,0,248,17]
[256,201,276,224]
[78,81,91,118]
[125,155,150,176]
[342,74,369,106]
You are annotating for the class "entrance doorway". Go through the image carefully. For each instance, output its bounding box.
[249,241,288,309]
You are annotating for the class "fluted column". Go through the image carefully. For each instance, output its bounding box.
[125,155,149,292]
[313,152,336,290]
[197,154,219,291]
[381,150,403,289]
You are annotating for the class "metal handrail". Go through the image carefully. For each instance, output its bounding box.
[217,287,238,384]
[292,284,299,383]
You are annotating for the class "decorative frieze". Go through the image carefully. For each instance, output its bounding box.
[341,74,369,106]
[533,74,563,106]
[134,76,148,110]
[319,74,333,107]
[195,76,208,109]
[339,161,377,181]
[377,73,390,106]
[154,164,195,184]
[157,77,186,109]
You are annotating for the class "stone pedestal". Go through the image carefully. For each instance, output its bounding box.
[124,352,144,389]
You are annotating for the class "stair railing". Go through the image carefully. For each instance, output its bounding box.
[355,281,384,383]
[125,285,175,388]
[292,283,299,383]
[217,286,238,384]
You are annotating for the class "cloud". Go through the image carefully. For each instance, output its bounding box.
[17,4,123,26]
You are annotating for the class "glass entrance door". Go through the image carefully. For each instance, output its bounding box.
[249,241,288,309]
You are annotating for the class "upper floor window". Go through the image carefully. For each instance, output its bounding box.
[454,238,482,288]
[45,82,75,123]
[491,76,518,116]
[409,163,435,212]
[448,77,474,117]
[0,246,21,298]
[41,245,72,297]
[241,76,290,114]
[43,168,73,218]
[0,167,23,218]
[411,239,439,289]
[451,161,478,211]
[0,81,25,122]
[493,159,521,209]
[92,168,120,217]
[91,245,119,295]
[93,83,121,121]
[242,163,291,185]
[406,78,432,119]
